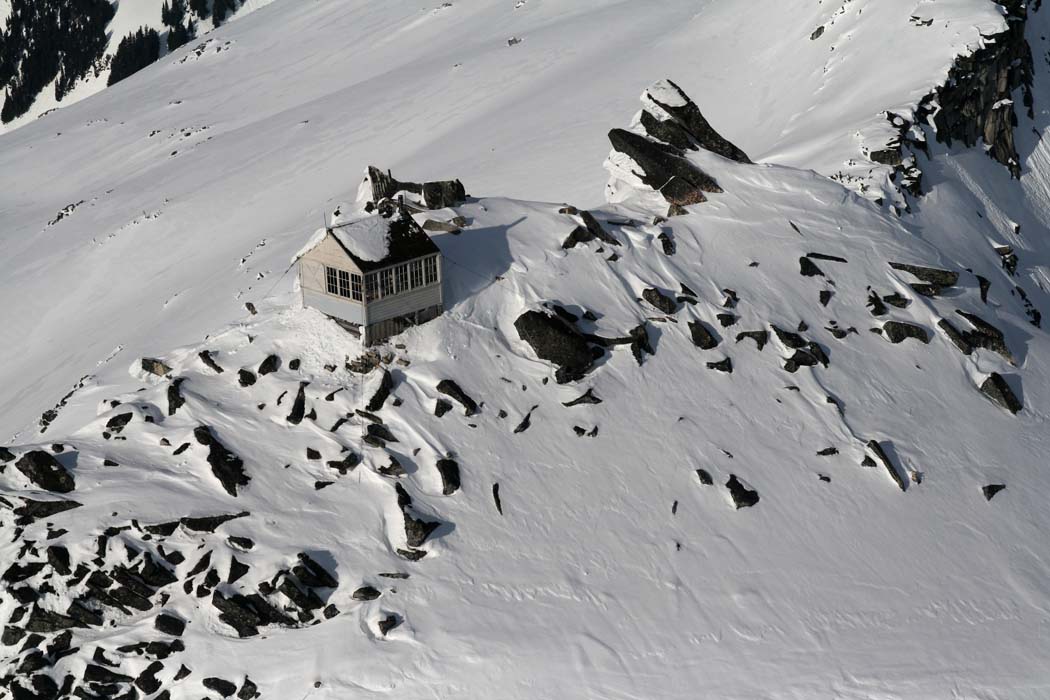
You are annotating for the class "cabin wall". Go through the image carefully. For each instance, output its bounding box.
[366,278,443,325]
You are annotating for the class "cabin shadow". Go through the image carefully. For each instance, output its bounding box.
[431,216,523,310]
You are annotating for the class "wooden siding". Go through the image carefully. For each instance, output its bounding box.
[302,287,366,325]
[366,281,443,325]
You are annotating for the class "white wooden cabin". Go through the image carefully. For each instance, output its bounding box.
[297,210,443,346]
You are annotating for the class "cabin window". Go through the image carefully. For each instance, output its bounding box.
[351,273,362,301]
[410,259,423,288]
[395,264,409,294]
[424,255,438,285]
[365,274,378,302]
[325,266,356,299]
[379,269,394,297]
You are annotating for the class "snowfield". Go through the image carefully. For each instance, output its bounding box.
[2,0,1050,698]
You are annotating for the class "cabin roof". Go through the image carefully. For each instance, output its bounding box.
[299,210,440,273]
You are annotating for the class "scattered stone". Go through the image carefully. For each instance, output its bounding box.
[437,379,479,416]
[938,319,973,354]
[295,552,338,588]
[238,677,260,700]
[198,350,224,374]
[608,127,721,206]
[956,310,1014,363]
[883,292,911,308]
[979,373,1022,414]
[725,475,759,509]
[228,536,255,550]
[141,358,172,377]
[181,512,248,532]
[716,313,737,327]
[15,451,75,493]
[562,389,602,406]
[882,321,930,344]
[513,408,534,434]
[404,513,440,548]
[492,483,503,514]
[867,291,888,316]
[983,484,1006,501]
[629,324,654,365]
[819,290,833,306]
[688,320,719,349]
[378,614,401,635]
[658,231,676,255]
[707,358,732,373]
[237,370,256,387]
[193,426,250,496]
[228,557,250,584]
[695,469,713,485]
[434,399,453,417]
[287,381,308,424]
[817,447,839,456]
[326,453,360,475]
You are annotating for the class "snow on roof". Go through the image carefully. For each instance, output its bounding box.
[330,215,391,262]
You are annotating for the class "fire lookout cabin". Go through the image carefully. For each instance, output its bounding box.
[297,208,444,346]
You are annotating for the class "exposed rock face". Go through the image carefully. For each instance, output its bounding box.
[365,165,466,209]
[640,79,751,163]
[514,310,596,383]
[15,451,75,493]
[922,0,1033,178]
[141,358,172,377]
[980,373,1023,414]
[608,128,722,206]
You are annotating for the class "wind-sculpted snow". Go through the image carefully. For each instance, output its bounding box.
[2,78,1049,696]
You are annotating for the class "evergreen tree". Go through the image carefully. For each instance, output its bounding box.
[189,0,211,20]
[108,27,161,86]
[214,0,239,26]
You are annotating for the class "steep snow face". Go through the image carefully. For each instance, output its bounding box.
[2,115,1049,697]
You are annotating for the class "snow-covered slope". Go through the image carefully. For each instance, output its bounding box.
[2,0,1050,698]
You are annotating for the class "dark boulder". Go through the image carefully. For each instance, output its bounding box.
[237,370,256,387]
[203,678,238,698]
[193,426,250,497]
[799,257,824,277]
[155,613,185,636]
[514,310,594,383]
[938,319,973,354]
[867,440,907,492]
[695,469,713,485]
[198,350,224,374]
[353,586,381,601]
[688,320,719,349]
[366,370,394,412]
[167,378,186,416]
[294,552,338,588]
[630,324,654,365]
[436,459,461,495]
[983,484,1006,501]
[287,381,308,424]
[980,373,1022,414]
[956,311,1014,364]
[882,321,930,344]
[771,325,807,349]
[15,451,75,493]
[643,288,677,315]
[434,399,453,417]
[404,513,440,548]
[707,358,733,373]
[180,511,248,532]
[889,262,959,287]
[436,379,478,416]
[378,614,401,635]
[141,358,172,377]
[258,355,281,376]
[563,389,602,406]
[725,475,759,509]
[735,330,768,350]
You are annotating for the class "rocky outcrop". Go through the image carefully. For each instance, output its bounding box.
[921,0,1034,178]
[364,166,466,210]
[980,372,1022,414]
[15,450,75,493]
[640,79,750,163]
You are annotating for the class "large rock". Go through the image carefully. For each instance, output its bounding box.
[725,475,759,509]
[640,79,751,163]
[193,426,250,497]
[980,373,1022,414]
[882,321,930,344]
[514,310,595,383]
[15,451,75,493]
[643,288,677,315]
[436,380,478,416]
[608,128,722,206]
